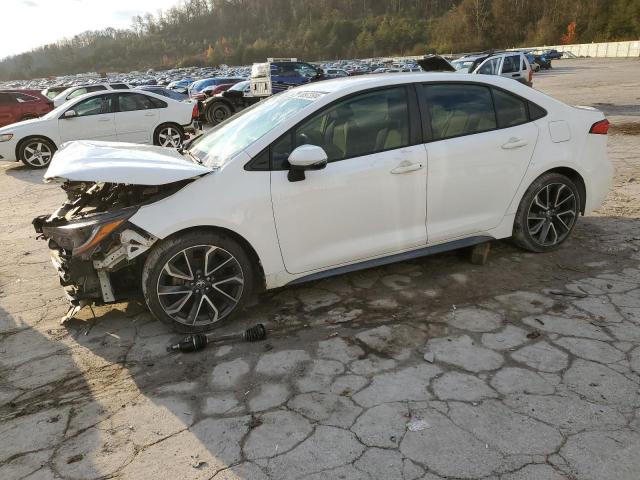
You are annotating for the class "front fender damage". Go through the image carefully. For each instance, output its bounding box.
[33,180,190,323]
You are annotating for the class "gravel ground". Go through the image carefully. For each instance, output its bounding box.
[1,58,639,480]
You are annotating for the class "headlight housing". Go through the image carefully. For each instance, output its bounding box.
[42,208,137,256]
[0,134,13,142]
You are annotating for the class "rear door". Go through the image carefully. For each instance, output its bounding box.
[59,93,117,142]
[114,92,159,143]
[0,92,18,126]
[419,82,538,243]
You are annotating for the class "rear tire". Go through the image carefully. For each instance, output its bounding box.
[19,136,56,169]
[153,124,184,148]
[142,230,256,333]
[512,173,580,253]
[205,102,233,125]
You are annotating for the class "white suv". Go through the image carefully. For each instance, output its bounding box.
[34,73,611,331]
[473,52,533,87]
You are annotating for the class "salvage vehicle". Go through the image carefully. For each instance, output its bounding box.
[442,52,534,86]
[0,89,199,168]
[187,77,246,100]
[0,90,54,127]
[33,73,612,332]
[202,80,260,125]
[250,58,324,97]
[52,83,131,107]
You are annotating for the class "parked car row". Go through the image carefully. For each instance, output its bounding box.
[0,89,200,168]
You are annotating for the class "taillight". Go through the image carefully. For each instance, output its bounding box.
[528,69,533,83]
[191,102,199,119]
[589,119,609,135]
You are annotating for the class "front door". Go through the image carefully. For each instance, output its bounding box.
[270,86,428,274]
[58,94,116,142]
[420,82,538,243]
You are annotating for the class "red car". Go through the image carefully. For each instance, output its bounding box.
[0,90,54,127]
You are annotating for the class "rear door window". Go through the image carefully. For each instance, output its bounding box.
[117,93,157,111]
[422,84,496,140]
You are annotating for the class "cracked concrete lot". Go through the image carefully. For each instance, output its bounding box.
[1,58,640,479]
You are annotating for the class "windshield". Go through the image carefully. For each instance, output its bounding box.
[188,90,324,167]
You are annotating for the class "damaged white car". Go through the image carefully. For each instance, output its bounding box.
[34,73,612,332]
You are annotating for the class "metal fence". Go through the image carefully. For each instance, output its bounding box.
[521,40,640,58]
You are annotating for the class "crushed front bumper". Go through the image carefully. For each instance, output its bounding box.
[34,215,158,321]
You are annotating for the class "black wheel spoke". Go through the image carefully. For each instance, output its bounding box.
[526,182,577,247]
[157,244,243,327]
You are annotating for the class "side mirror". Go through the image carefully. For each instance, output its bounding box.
[287,145,328,182]
[62,109,77,119]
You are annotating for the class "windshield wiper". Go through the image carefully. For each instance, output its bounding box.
[182,149,203,165]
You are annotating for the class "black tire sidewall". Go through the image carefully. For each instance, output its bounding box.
[153,124,184,147]
[206,103,231,125]
[19,137,56,169]
[513,173,580,253]
[142,230,255,332]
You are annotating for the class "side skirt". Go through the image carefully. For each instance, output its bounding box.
[287,235,494,286]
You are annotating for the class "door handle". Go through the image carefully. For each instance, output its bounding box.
[501,137,528,149]
[144,113,155,116]
[391,161,423,174]
[98,118,111,122]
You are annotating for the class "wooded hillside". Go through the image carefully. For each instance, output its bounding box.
[1,0,638,80]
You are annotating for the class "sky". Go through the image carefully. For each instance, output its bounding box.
[0,0,180,60]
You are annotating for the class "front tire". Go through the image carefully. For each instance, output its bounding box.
[19,137,56,169]
[513,173,580,253]
[142,230,255,332]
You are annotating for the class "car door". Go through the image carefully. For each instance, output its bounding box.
[475,56,502,76]
[270,86,428,274]
[500,54,524,82]
[419,82,538,244]
[58,93,117,142]
[0,92,17,126]
[114,92,159,143]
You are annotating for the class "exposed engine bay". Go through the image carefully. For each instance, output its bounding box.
[33,180,190,322]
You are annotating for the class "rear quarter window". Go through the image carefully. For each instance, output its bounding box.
[492,88,528,128]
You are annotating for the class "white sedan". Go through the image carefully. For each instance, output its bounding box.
[0,90,199,168]
[34,73,612,331]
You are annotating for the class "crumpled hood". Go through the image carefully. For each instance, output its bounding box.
[45,140,212,185]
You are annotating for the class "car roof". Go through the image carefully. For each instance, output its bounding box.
[292,72,554,106]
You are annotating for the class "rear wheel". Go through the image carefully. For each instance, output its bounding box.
[513,173,580,253]
[19,137,56,169]
[153,124,184,148]
[142,230,256,332]
[206,102,232,125]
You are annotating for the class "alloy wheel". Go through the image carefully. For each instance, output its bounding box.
[23,141,53,167]
[156,245,244,327]
[158,127,182,148]
[526,183,577,247]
